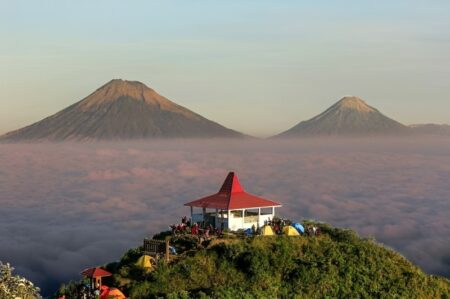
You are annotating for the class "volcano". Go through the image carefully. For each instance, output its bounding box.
[275,96,409,137]
[0,79,245,141]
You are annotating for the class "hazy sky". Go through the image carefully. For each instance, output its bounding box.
[1,1,449,137]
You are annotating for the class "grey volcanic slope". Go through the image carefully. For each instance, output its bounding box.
[0,79,245,141]
[410,124,450,136]
[276,96,410,137]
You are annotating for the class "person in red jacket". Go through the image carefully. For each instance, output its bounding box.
[191,223,199,235]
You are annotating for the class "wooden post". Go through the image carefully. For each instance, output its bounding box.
[165,236,171,263]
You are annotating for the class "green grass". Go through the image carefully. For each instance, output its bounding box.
[57,222,450,299]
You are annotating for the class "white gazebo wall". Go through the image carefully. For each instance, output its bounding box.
[227,207,277,231]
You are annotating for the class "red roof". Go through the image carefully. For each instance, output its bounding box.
[184,172,281,210]
[81,267,112,278]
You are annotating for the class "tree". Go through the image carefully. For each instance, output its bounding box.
[0,261,41,299]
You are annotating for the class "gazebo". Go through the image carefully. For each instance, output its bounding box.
[81,267,112,291]
[184,172,282,231]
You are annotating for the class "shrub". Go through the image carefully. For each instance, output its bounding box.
[0,261,41,299]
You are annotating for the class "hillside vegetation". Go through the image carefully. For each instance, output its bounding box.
[58,222,450,298]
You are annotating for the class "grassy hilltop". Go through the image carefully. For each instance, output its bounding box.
[58,222,450,299]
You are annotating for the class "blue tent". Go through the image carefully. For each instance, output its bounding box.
[293,223,305,234]
[244,228,253,236]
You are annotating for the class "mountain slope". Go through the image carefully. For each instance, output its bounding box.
[56,222,450,298]
[410,124,450,136]
[276,96,409,137]
[0,79,245,141]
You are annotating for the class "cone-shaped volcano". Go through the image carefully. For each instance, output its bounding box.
[1,79,245,141]
[275,96,409,137]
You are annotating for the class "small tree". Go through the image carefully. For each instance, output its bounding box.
[0,261,41,299]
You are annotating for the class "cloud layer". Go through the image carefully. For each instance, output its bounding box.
[0,139,449,295]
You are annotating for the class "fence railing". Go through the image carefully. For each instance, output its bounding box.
[143,239,166,255]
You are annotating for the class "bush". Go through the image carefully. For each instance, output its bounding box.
[58,224,450,298]
[0,261,41,299]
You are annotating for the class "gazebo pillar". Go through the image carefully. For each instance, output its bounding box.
[220,209,224,229]
[190,206,193,222]
[202,207,206,226]
[242,209,245,228]
[258,208,261,228]
[215,208,218,228]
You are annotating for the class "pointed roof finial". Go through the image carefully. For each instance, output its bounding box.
[219,172,244,194]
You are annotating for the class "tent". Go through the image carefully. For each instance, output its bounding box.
[107,288,126,299]
[135,255,156,271]
[283,226,300,236]
[261,225,275,236]
[100,286,126,299]
[100,286,110,298]
[293,223,305,234]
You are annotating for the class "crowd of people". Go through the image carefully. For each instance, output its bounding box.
[306,225,321,236]
[170,216,321,240]
[169,216,223,240]
[263,217,321,236]
[264,217,291,234]
[58,282,101,299]
[58,282,127,299]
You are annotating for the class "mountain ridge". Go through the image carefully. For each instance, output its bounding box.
[0,79,245,141]
[409,123,450,136]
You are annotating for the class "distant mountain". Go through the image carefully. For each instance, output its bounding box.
[275,96,409,137]
[409,124,450,136]
[0,79,245,141]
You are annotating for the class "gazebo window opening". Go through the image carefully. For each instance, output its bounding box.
[244,208,259,223]
[260,207,273,215]
[231,210,243,218]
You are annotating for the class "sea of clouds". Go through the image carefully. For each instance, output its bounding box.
[0,138,449,296]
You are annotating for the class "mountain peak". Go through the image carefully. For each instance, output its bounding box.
[335,96,376,113]
[0,79,245,141]
[104,78,148,90]
[79,79,161,109]
[275,96,408,137]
